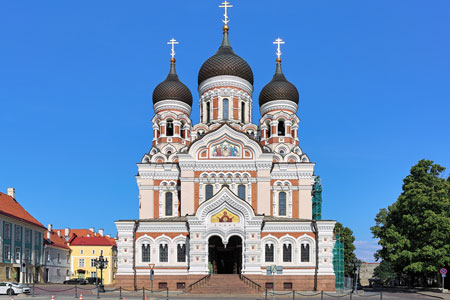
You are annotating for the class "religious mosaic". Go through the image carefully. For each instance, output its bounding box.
[211,140,240,158]
[211,209,240,223]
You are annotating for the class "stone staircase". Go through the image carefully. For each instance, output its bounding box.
[189,274,261,295]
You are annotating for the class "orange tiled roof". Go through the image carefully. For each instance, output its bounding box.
[69,234,116,247]
[0,192,46,229]
[54,228,116,245]
[45,230,70,250]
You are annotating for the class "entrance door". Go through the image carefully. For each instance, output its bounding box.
[208,236,242,274]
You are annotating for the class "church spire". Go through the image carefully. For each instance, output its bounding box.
[219,1,233,32]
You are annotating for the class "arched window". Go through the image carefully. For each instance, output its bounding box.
[266,121,271,138]
[159,244,168,262]
[279,192,286,216]
[222,98,229,120]
[265,244,274,262]
[238,185,246,200]
[283,244,292,262]
[205,185,214,201]
[142,244,150,262]
[177,244,186,262]
[206,102,211,123]
[166,120,174,136]
[301,243,310,262]
[181,121,185,139]
[165,192,173,216]
[241,102,245,122]
[278,120,285,136]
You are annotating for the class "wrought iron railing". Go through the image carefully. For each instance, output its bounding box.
[239,274,262,291]
[187,274,210,291]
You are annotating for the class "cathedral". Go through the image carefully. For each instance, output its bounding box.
[115,2,336,292]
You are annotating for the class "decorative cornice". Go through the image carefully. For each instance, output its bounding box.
[198,75,253,95]
[260,100,298,115]
[154,100,192,115]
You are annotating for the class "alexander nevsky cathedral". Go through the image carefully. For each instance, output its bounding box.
[115,2,337,292]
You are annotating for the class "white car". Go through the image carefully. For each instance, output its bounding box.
[0,282,29,295]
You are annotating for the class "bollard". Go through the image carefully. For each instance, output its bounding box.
[75,286,78,299]
[292,290,295,300]
[265,289,268,300]
[32,283,35,297]
[142,287,145,300]
[97,285,100,299]
[52,295,55,300]
[119,287,122,300]
[166,287,169,300]
[321,290,324,300]
[380,291,383,300]
[350,292,353,300]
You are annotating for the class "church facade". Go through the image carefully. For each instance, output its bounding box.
[115,7,336,292]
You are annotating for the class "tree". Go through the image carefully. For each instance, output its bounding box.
[371,159,450,286]
[373,260,397,286]
[334,222,356,277]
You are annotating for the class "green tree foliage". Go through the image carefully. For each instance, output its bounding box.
[371,159,450,284]
[373,260,397,285]
[334,222,356,277]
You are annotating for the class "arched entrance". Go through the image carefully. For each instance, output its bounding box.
[208,236,242,274]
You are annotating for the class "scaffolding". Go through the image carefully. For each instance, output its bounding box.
[312,176,322,220]
[333,233,345,290]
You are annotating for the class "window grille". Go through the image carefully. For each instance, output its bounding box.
[159,244,168,262]
[142,244,151,262]
[283,244,292,262]
[301,244,310,262]
[265,244,274,262]
[177,244,186,262]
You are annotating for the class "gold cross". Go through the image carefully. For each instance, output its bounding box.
[219,1,233,25]
[167,38,179,59]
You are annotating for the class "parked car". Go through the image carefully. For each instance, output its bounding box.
[63,278,87,285]
[0,282,29,295]
[86,277,101,285]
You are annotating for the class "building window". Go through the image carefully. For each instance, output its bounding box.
[15,247,21,262]
[92,249,95,255]
[265,282,273,289]
[142,244,151,262]
[279,192,287,216]
[241,101,245,122]
[57,269,61,276]
[57,253,60,263]
[222,98,229,120]
[206,102,211,123]
[205,185,214,201]
[4,245,11,261]
[33,250,38,264]
[25,229,31,244]
[158,282,168,289]
[100,250,103,255]
[79,259,85,267]
[90,271,97,278]
[238,185,246,200]
[66,255,70,263]
[90,259,96,267]
[166,120,174,136]
[6,267,11,279]
[301,244,310,262]
[46,250,50,262]
[15,225,21,241]
[177,282,185,289]
[282,244,292,262]
[80,250,84,254]
[278,120,285,136]
[4,223,11,239]
[265,244,274,262]
[165,192,173,216]
[177,244,186,262]
[159,244,168,262]
[284,282,293,290]
[34,232,40,245]
[25,249,31,263]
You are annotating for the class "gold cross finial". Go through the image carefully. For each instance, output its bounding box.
[273,38,285,61]
[167,38,179,60]
[219,1,233,25]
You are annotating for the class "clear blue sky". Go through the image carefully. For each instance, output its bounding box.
[1,1,449,262]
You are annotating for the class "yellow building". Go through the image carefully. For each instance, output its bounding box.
[64,230,117,285]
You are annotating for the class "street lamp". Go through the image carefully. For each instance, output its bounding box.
[352,258,362,293]
[93,254,108,293]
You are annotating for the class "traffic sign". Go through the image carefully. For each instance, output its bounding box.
[440,268,447,275]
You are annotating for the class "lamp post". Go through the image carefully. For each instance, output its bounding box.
[352,258,362,293]
[93,254,108,293]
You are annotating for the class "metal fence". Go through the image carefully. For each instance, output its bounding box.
[264,290,384,300]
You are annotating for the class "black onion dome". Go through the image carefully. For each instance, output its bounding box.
[198,29,253,86]
[153,60,193,106]
[259,61,299,106]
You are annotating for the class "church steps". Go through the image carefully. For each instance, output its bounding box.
[189,274,261,294]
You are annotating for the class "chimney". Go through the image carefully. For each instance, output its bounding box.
[98,229,104,236]
[47,230,51,241]
[89,227,94,233]
[106,234,111,238]
[57,230,61,237]
[7,188,15,199]
[48,224,53,232]
[64,228,70,241]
